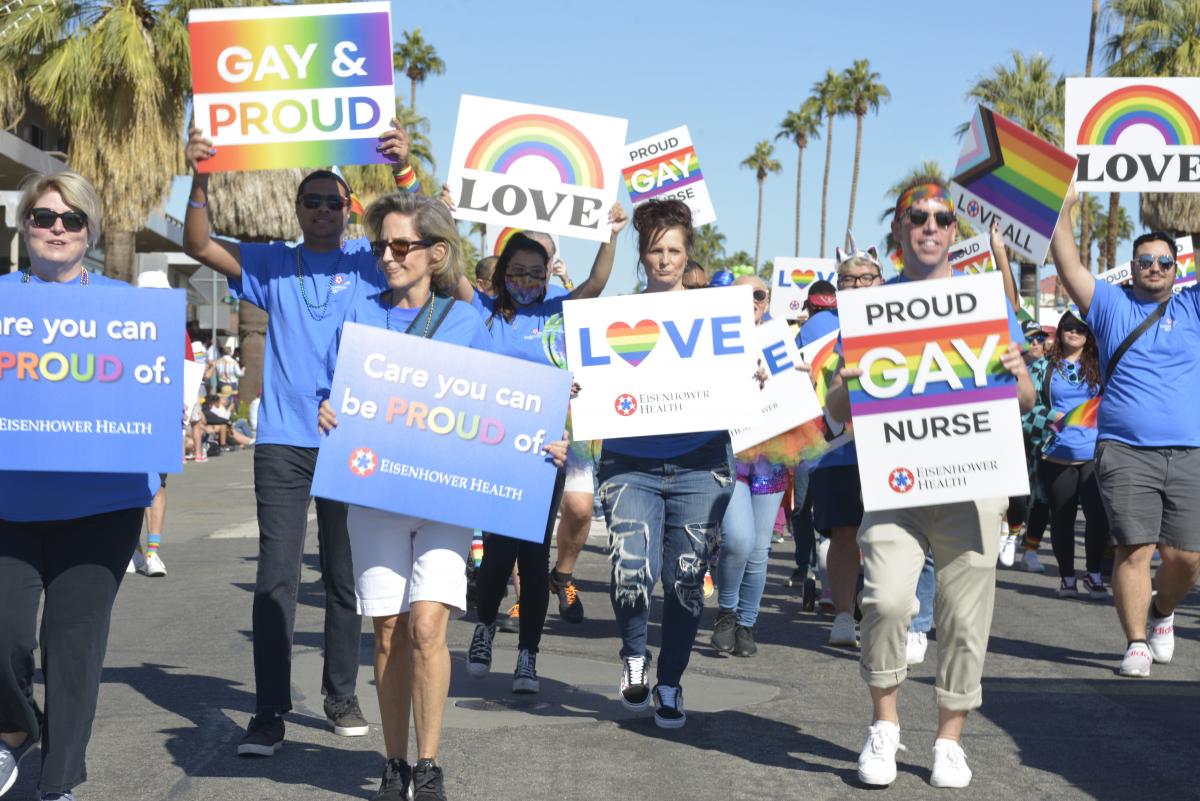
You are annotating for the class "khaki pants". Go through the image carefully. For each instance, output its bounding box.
[857,497,1007,712]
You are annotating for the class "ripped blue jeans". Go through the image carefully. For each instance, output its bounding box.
[598,437,735,687]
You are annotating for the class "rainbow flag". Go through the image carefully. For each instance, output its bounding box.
[952,106,1076,264]
[809,335,840,406]
[1050,396,1100,433]
[843,318,1015,416]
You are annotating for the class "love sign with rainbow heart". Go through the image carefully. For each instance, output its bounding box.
[563,287,760,440]
[188,2,396,172]
[768,257,837,321]
[447,95,628,243]
[1066,78,1200,192]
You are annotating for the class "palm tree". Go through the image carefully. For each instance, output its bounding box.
[393,28,445,114]
[1106,1,1200,262]
[812,69,851,257]
[842,60,891,232]
[1093,200,1134,271]
[740,140,782,269]
[340,101,437,203]
[1078,0,1101,272]
[469,222,486,254]
[692,224,726,270]
[0,0,200,283]
[775,100,822,256]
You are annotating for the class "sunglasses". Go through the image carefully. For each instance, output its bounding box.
[906,209,956,229]
[752,289,768,302]
[1134,254,1176,272]
[370,238,436,259]
[1027,333,1048,343]
[298,193,347,211]
[28,207,88,233]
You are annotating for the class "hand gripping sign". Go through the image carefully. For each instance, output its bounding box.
[838,272,1028,511]
[188,1,396,172]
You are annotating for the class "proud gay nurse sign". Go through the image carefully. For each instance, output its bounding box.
[188,1,395,172]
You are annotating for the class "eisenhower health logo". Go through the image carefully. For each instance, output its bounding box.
[888,467,915,494]
[614,394,638,416]
[349,447,379,478]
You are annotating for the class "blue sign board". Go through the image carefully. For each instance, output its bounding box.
[0,283,187,473]
[313,322,572,542]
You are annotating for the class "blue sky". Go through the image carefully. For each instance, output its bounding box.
[171,0,1123,294]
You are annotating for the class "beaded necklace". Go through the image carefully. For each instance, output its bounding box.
[296,245,342,321]
[385,289,436,335]
[21,267,89,285]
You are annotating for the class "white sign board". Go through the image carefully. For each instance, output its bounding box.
[839,272,1029,510]
[564,287,760,440]
[949,234,996,275]
[620,125,716,226]
[769,257,837,321]
[729,319,821,453]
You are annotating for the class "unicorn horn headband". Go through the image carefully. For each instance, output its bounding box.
[835,231,881,270]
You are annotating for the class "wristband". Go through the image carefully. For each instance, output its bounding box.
[393,165,417,190]
[188,199,207,209]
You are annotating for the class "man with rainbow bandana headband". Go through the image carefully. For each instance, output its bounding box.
[826,177,1035,790]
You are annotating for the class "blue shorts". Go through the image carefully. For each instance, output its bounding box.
[810,465,864,534]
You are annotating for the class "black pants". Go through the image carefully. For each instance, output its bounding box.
[252,445,360,714]
[1038,459,1110,578]
[791,469,815,570]
[475,472,565,654]
[0,508,141,794]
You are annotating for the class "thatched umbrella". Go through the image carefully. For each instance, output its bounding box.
[208,168,305,406]
[1139,193,1200,241]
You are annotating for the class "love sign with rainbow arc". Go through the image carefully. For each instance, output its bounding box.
[188,1,396,173]
[448,96,628,243]
[1067,77,1200,192]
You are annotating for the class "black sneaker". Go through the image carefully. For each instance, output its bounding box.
[324,694,369,737]
[513,648,540,694]
[371,758,411,801]
[787,567,807,587]
[619,654,651,710]
[733,625,758,657]
[652,683,686,729]
[549,570,584,623]
[412,758,447,801]
[467,622,496,678]
[498,603,520,633]
[710,609,737,653]
[237,711,284,756]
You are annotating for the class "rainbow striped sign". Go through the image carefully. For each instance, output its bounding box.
[838,272,1029,510]
[188,2,395,173]
[1067,78,1200,191]
[447,96,628,243]
[620,126,716,226]
[948,234,996,275]
[952,106,1077,265]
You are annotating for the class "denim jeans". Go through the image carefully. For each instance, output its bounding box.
[908,551,936,634]
[252,445,361,714]
[599,437,734,687]
[717,481,784,627]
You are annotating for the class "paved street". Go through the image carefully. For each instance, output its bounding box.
[10,449,1199,801]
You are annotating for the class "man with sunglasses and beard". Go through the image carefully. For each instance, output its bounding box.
[1050,188,1200,679]
[826,178,1035,790]
[182,120,420,757]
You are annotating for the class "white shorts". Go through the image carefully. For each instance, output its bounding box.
[347,505,471,618]
[564,444,595,495]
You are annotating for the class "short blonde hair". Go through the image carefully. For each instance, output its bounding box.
[838,255,882,277]
[17,171,103,247]
[363,193,461,296]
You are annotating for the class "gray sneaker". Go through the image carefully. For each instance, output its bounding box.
[38,792,76,801]
[1,738,33,798]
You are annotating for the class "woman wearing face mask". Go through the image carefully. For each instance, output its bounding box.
[459,207,628,696]
[709,275,788,658]
[596,199,736,729]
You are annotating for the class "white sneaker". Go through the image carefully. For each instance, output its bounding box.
[857,721,903,786]
[906,631,928,665]
[130,550,146,575]
[1147,610,1175,664]
[1021,549,1045,573]
[930,738,973,788]
[126,558,136,574]
[828,612,858,647]
[1119,641,1152,677]
[140,552,166,577]
[998,534,1017,568]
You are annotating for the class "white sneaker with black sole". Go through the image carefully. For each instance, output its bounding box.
[513,648,539,694]
[857,721,904,786]
[467,623,496,679]
[619,654,650,710]
[652,684,686,728]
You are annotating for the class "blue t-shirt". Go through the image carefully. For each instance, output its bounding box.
[469,292,566,366]
[797,310,857,469]
[1042,359,1100,461]
[231,242,382,449]
[0,270,157,522]
[545,283,570,300]
[603,431,725,460]
[1086,280,1200,447]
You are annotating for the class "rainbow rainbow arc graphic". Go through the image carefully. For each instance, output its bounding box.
[844,319,1015,416]
[464,114,605,189]
[491,227,523,257]
[954,107,1077,240]
[1050,396,1100,433]
[1077,84,1200,146]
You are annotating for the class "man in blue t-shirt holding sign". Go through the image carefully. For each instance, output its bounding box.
[182,120,420,757]
[1050,186,1200,680]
